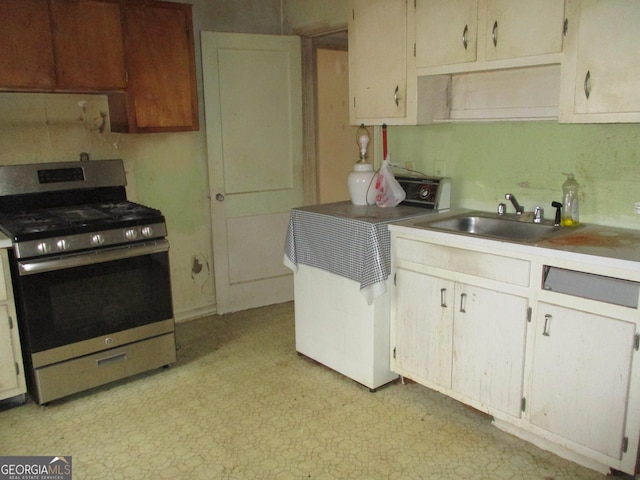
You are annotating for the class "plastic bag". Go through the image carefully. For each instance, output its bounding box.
[375,157,406,207]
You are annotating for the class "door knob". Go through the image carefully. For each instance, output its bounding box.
[215,193,225,202]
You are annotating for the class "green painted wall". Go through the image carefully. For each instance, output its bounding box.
[388,122,640,229]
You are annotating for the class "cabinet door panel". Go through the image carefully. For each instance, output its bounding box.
[573,0,640,114]
[0,305,19,394]
[349,0,407,121]
[485,0,565,61]
[0,0,55,89]
[50,0,126,90]
[393,268,453,388]
[415,0,478,68]
[123,2,198,131]
[530,303,634,459]
[452,283,527,417]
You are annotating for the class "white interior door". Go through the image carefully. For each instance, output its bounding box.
[202,32,303,313]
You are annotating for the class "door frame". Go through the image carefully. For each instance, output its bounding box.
[301,29,348,206]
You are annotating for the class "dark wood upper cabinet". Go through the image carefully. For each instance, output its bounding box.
[116,1,198,132]
[0,0,198,133]
[0,0,56,89]
[50,0,127,90]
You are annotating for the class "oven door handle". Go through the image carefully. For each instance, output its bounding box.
[17,240,169,276]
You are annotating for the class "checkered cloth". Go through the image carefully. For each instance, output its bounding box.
[284,202,432,304]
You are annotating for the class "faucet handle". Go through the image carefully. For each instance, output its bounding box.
[534,206,544,223]
[497,203,506,215]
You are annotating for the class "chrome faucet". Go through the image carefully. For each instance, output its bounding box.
[505,193,524,215]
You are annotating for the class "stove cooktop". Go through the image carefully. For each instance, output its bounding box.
[0,160,168,258]
[0,201,164,242]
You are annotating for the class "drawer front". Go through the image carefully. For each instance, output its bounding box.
[395,237,530,287]
[33,333,176,404]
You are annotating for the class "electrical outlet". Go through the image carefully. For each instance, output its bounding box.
[635,202,640,214]
[435,161,446,176]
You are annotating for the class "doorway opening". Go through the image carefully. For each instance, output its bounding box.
[302,30,375,206]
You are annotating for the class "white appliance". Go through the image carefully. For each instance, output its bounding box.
[285,179,451,391]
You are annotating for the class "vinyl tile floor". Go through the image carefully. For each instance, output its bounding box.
[0,302,617,479]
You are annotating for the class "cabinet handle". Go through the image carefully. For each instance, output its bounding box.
[492,21,498,47]
[563,18,569,37]
[584,70,591,99]
[462,24,469,50]
[394,85,400,106]
[440,288,447,308]
[542,314,552,336]
[459,293,467,313]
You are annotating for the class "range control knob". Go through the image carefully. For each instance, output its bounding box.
[140,226,154,238]
[37,242,52,255]
[56,239,69,251]
[419,185,431,200]
[90,234,105,246]
[124,228,138,241]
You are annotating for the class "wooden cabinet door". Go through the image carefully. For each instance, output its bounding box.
[484,0,565,61]
[0,0,55,89]
[122,1,198,132]
[529,302,635,459]
[349,0,408,123]
[572,0,640,115]
[392,268,453,389]
[415,0,478,68]
[452,283,527,417]
[50,0,126,90]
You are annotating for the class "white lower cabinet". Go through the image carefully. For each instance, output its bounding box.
[529,302,635,461]
[0,248,26,401]
[390,227,640,475]
[451,282,527,418]
[393,268,453,390]
[392,263,528,419]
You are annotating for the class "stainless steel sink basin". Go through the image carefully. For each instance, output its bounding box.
[415,212,571,243]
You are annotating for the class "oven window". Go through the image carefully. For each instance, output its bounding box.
[14,251,173,353]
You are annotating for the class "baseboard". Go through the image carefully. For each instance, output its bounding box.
[173,304,217,324]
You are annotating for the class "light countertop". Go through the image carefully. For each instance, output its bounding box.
[293,201,435,224]
[390,209,640,276]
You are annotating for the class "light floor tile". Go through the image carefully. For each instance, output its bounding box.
[0,302,612,479]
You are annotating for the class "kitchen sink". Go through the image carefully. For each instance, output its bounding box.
[414,212,573,243]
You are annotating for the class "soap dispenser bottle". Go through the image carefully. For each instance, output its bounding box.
[561,173,580,226]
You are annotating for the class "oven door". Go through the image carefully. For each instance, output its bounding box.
[12,240,173,354]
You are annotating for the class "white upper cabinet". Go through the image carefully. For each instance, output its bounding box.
[484,0,565,61]
[413,0,565,122]
[348,0,416,125]
[415,0,565,74]
[415,0,478,68]
[560,0,640,122]
[351,0,640,124]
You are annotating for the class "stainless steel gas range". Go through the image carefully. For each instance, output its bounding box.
[0,159,176,404]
